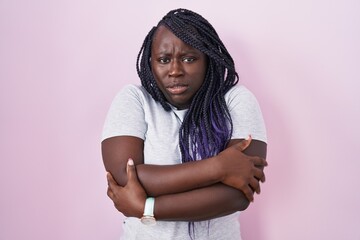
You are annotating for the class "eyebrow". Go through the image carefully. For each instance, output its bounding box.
[154,49,201,55]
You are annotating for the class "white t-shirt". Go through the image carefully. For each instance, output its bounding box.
[102,84,267,240]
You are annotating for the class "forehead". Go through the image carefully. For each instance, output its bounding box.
[152,25,196,52]
[153,25,178,42]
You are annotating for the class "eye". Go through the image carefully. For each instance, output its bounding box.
[182,57,196,63]
[158,57,170,64]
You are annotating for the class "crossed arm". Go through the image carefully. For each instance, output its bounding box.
[102,135,267,222]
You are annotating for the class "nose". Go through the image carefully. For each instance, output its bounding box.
[169,59,184,77]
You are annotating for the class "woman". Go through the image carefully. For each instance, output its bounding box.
[102,8,267,240]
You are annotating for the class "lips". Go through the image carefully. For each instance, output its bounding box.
[166,84,188,95]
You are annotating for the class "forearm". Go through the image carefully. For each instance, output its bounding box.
[154,183,249,221]
[136,158,220,197]
[104,138,267,220]
[136,139,267,197]
[103,136,222,197]
[103,137,267,204]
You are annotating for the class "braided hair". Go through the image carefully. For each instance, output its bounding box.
[136,8,239,162]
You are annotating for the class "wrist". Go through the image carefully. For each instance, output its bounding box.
[141,197,156,225]
[209,155,224,183]
[137,198,146,218]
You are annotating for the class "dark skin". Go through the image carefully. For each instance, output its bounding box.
[104,137,267,221]
[103,26,268,221]
[151,26,207,110]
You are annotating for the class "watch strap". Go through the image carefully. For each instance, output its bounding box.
[143,197,155,217]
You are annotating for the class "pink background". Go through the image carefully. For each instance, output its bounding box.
[1,1,359,239]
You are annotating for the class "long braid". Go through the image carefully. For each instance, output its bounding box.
[168,9,237,161]
[136,9,239,239]
[136,27,171,111]
[137,8,238,162]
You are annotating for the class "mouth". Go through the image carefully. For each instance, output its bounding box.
[166,84,189,95]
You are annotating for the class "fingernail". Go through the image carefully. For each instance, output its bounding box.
[246,134,251,140]
[128,158,134,166]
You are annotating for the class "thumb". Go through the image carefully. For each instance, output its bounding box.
[107,172,118,187]
[236,135,252,151]
[126,158,138,181]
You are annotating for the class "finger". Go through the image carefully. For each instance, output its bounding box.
[126,158,138,181]
[260,172,266,183]
[107,172,118,187]
[235,135,252,151]
[107,186,114,200]
[251,157,268,167]
[242,186,254,202]
[249,178,261,194]
[253,167,266,183]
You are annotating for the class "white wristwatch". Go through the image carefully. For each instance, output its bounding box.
[140,197,156,226]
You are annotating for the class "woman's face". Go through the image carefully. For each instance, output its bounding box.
[151,25,207,110]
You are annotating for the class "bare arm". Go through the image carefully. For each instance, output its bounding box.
[155,138,267,221]
[102,136,266,198]
[154,183,249,221]
[103,136,267,221]
[102,136,220,196]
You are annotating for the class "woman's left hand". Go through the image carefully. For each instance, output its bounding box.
[106,159,147,218]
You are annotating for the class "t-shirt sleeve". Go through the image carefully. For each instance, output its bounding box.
[101,84,147,141]
[226,85,267,143]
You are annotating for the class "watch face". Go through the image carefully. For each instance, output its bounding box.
[141,216,156,226]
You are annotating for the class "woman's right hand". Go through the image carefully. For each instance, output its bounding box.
[216,136,268,202]
[107,159,147,218]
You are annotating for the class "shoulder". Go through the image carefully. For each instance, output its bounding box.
[110,84,166,118]
[225,85,256,100]
[117,84,148,98]
[225,85,267,143]
[112,84,153,105]
[102,84,150,141]
[225,85,259,109]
